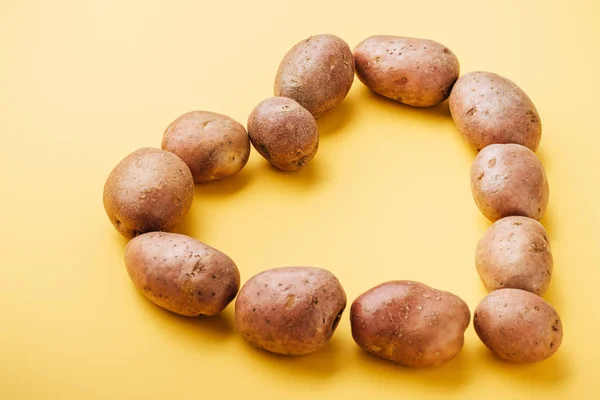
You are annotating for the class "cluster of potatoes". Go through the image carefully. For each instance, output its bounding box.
[103,33,562,367]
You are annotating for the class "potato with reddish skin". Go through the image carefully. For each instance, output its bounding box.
[235,267,346,355]
[470,144,549,222]
[450,71,542,152]
[247,97,318,171]
[103,148,194,239]
[474,288,563,363]
[350,281,470,367]
[353,36,459,107]
[124,232,240,316]
[162,111,250,183]
[476,216,553,295]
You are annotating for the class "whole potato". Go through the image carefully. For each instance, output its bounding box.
[235,267,346,355]
[162,111,250,183]
[124,232,240,316]
[353,35,460,107]
[470,143,549,222]
[274,34,354,118]
[474,288,563,363]
[450,71,542,152]
[247,97,318,171]
[103,148,194,239]
[350,281,470,367]
[476,216,553,295]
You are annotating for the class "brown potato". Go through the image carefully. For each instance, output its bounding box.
[235,267,346,355]
[124,232,240,316]
[103,148,194,239]
[247,97,318,171]
[351,281,470,367]
[476,216,553,295]
[474,288,563,363]
[353,35,459,107]
[274,34,354,118]
[450,71,542,152]
[470,144,549,222]
[161,111,250,183]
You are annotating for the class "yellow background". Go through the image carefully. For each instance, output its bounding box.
[1,0,598,398]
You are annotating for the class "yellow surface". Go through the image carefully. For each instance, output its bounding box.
[1,0,598,398]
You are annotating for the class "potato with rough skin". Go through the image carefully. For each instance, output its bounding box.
[247,97,318,171]
[471,144,549,222]
[450,71,542,152]
[162,111,250,183]
[474,288,563,363]
[103,148,194,239]
[353,35,460,107]
[235,267,346,355]
[350,281,470,367]
[476,216,553,295]
[124,232,240,316]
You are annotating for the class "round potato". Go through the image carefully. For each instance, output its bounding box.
[247,97,318,171]
[474,288,563,363]
[470,143,549,222]
[124,232,240,316]
[476,216,553,295]
[103,148,194,239]
[162,111,250,183]
[235,266,346,355]
[350,281,470,367]
[353,35,460,107]
[274,34,354,118]
[450,71,542,152]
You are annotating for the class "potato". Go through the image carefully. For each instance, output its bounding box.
[274,34,354,118]
[235,267,346,355]
[161,111,250,183]
[124,232,240,316]
[450,71,542,152]
[470,143,549,222]
[350,281,470,367]
[103,148,194,239]
[353,35,459,107]
[476,216,553,295]
[474,288,563,363]
[247,97,318,171]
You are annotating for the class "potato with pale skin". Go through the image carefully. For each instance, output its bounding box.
[124,232,240,316]
[235,267,346,355]
[350,281,470,367]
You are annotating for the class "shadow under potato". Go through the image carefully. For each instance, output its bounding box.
[317,97,356,137]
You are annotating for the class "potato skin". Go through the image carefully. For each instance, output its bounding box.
[350,281,470,367]
[247,97,319,171]
[235,267,346,355]
[162,111,250,183]
[103,148,194,239]
[124,232,240,316]
[476,216,553,295]
[450,71,542,152]
[353,35,459,107]
[274,34,354,118]
[474,289,563,363]
[470,144,549,222]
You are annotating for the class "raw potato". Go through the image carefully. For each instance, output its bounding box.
[450,71,542,152]
[103,148,194,239]
[474,288,563,363]
[124,232,240,316]
[350,281,470,367]
[476,216,553,295]
[247,97,319,171]
[274,34,354,118]
[470,144,549,222]
[353,35,459,107]
[235,267,346,355]
[162,111,250,183]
